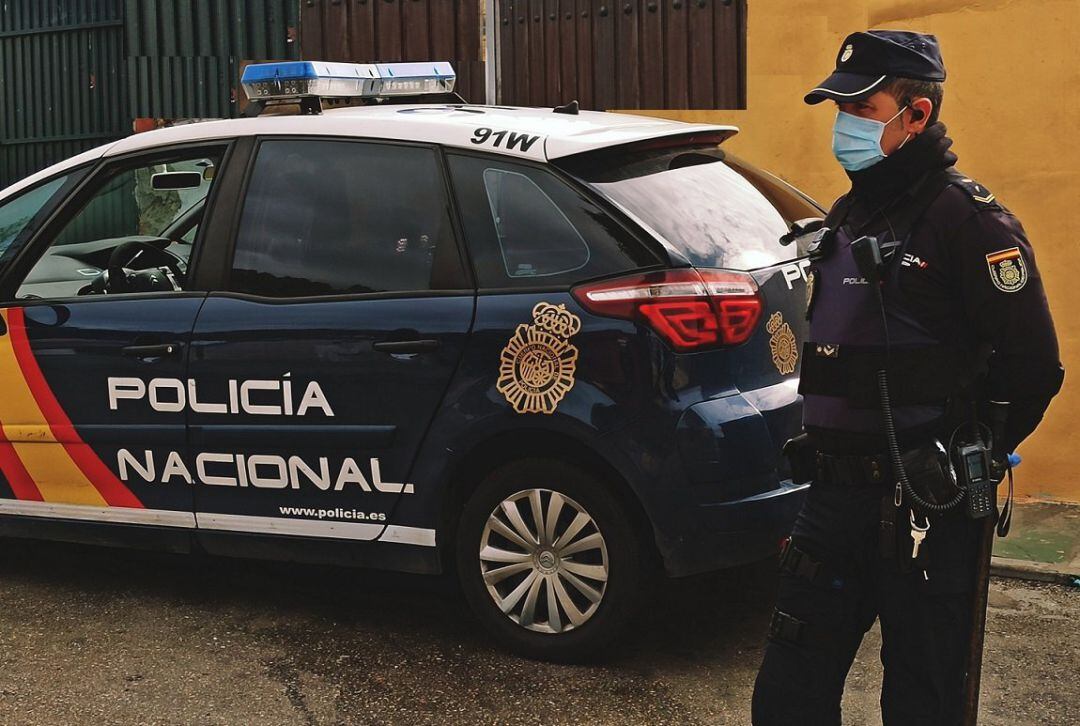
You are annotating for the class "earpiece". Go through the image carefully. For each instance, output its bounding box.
[910,108,925,122]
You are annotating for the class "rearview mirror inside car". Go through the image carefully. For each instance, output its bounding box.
[151,171,204,190]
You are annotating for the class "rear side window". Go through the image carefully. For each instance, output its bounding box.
[231,139,463,297]
[558,145,822,270]
[448,154,659,289]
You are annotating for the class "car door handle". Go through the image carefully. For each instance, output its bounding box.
[372,339,441,354]
[122,342,184,359]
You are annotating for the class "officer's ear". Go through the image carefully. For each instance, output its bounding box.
[907,97,933,133]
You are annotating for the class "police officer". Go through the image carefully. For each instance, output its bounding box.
[751,31,1063,725]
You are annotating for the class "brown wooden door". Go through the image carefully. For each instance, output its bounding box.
[299,0,486,103]
[497,0,745,110]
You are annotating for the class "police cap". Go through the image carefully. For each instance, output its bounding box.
[804,30,946,105]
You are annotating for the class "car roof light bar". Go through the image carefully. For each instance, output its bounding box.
[241,61,457,114]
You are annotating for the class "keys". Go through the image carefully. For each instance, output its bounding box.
[910,510,930,559]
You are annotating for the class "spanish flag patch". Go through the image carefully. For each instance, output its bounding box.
[985,247,1027,293]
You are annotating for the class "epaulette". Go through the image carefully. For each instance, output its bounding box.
[949,173,1000,208]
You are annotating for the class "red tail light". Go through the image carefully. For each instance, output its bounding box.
[572,268,763,352]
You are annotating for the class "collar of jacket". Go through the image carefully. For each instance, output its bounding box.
[846,122,958,208]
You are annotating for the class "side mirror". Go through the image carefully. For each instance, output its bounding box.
[780,217,825,246]
[151,171,203,190]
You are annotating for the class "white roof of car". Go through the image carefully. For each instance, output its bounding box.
[2,104,737,199]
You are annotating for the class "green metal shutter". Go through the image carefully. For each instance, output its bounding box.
[0,0,127,188]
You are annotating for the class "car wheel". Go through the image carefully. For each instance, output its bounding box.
[456,458,652,662]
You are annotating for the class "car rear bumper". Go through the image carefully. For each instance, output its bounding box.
[659,479,808,577]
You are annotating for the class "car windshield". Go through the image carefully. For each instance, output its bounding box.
[557,144,821,270]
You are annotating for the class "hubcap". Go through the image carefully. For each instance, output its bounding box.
[479,488,609,634]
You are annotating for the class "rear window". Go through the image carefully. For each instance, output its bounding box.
[557,144,822,270]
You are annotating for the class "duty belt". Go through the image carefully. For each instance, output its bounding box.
[816,451,891,486]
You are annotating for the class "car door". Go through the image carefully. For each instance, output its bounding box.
[0,143,230,530]
[187,137,474,549]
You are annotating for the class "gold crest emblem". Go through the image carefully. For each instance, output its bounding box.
[766,311,798,375]
[497,302,582,414]
[986,247,1027,293]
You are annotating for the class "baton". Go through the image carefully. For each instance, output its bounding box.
[961,401,1016,725]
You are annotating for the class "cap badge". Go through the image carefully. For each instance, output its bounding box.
[840,44,854,63]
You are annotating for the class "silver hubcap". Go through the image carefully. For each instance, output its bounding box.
[479,488,609,634]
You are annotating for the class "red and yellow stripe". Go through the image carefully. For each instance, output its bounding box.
[0,307,142,508]
[986,247,1021,265]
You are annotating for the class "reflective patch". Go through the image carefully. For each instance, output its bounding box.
[497,303,581,414]
[766,311,798,375]
[985,247,1027,293]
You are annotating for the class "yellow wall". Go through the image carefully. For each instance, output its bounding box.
[623,0,1080,502]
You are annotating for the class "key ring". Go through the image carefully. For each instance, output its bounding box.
[909,510,930,532]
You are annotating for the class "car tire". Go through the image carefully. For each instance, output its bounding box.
[455,458,653,663]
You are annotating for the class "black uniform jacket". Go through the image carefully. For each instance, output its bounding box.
[824,124,1063,453]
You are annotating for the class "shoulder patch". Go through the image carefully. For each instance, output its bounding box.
[953,176,998,206]
[986,247,1027,293]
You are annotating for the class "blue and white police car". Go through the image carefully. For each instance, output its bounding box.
[0,61,817,660]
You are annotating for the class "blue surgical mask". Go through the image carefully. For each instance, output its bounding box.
[832,107,909,171]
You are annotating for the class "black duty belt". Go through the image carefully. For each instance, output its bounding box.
[816,451,891,486]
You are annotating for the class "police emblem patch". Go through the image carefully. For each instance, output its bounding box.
[766,311,798,375]
[985,247,1027,293]
[841,44,854,63]
[497,302,582,414]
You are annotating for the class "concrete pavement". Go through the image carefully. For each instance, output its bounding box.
[0,538,1076,725]
[992,501,1080,584]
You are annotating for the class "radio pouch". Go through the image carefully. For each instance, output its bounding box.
[900,440,960,507]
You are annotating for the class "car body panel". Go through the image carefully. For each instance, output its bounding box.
[185,293,475,549]
[0,297,203,526]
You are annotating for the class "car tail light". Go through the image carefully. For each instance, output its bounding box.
[572,268,763,352]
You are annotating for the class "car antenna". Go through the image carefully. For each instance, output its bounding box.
[553,100,579,115]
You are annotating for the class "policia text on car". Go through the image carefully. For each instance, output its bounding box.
[750,31,1063,725]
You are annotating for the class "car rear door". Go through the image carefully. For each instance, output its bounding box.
[187,137,473,549]
[0,143,231,531]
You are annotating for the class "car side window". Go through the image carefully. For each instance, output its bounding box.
[448,154,660,289]
[0,176,71,259]
[482,168,590,278]
[230,139,463,298]
[15,150,223,300]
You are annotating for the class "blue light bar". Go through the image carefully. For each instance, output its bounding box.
[241,61,456,102]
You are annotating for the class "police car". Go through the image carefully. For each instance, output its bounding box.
[0,61,818,661]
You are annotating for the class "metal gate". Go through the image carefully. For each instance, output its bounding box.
[126,0,300,120]
[495,0,746,110]
[0,1,300,189]
[0,0,127,188]
[299,0,486,104]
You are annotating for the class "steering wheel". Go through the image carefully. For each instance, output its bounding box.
[105,240,185,293]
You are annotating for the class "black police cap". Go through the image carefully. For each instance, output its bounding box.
[804,30,945,105]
